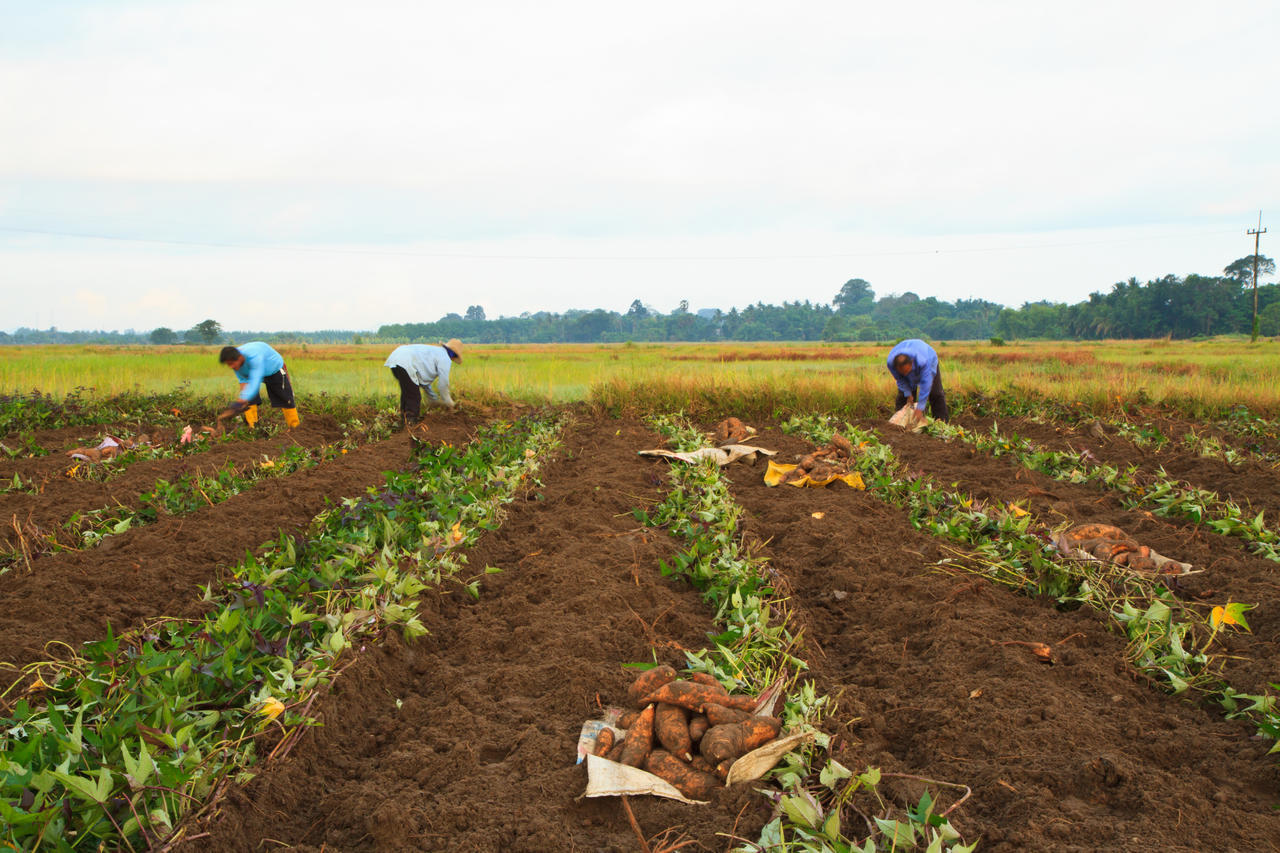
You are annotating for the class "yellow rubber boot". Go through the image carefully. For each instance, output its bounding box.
[243,405,259,428]
[283,407,300,428]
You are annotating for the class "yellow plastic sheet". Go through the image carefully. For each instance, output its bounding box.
[764,460,865,489]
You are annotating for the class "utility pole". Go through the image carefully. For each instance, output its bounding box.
[1250,211,1267,342]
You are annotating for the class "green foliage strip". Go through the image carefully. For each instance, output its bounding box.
[640,415,975,852]
[0,414,561,850]
[786,415,1280,759]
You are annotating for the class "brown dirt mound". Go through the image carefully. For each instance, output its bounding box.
[724,423,1280,852]
[185,418,767,852]
[877,416,1280,700]
[183,417,1280,852]
[0,415,482,697]
[0,423,343,551]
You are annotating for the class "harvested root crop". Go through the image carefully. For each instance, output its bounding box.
[655,702,694,761]
[645,750,721,800]
[699,716,782,763]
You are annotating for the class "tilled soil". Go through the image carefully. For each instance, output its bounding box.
[180,417,1280,852]
[732,424,1280,852]
[185,418,766,852]
[0,417,347,550]
[0,415,481,697]
[6,413,1280,850]
[876,416,1280,700]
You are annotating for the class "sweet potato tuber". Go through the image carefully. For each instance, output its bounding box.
[713,693,759,713]
[713,758,734,781]
[619,704,656,767]
[639,680,725,712]
[704,702,750,726]
[617,709,639,730]
[604,739,625,763]
[699,716,782,763]
[689,754,715,773]
[655,703,694,761]
[626,665,678,707]
[645,749,721,800]
[688,672,728,693]
[592,727,615,757]
[688,714,709,743]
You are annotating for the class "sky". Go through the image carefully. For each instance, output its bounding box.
[2,1,1277,333]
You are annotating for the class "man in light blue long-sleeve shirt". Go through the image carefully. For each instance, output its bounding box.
[384,339,462,426]
[886,338,948,421]
[217,342,299,428]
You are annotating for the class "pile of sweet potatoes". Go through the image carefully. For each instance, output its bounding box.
[591,666,783,800]
[779,432,856,484]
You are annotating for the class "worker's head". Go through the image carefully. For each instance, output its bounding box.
[893,353,914,376]
[219,346,245,371]
[444,338,463,363]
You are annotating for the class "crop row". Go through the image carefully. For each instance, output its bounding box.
[6,446,336,577]
[955,392,1280,462]
[783,416,1280,759]
[0,415,561,850]
[641,416,975,852]
[926,420,1280,565]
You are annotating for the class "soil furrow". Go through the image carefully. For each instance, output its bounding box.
[726,424,1280,852]
[0,419,481,695]
[870,419,1280,697]
[0,419,346,550]
[186,418,771,853]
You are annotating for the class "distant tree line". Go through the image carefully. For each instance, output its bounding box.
[1,254,1272,345]
[993,255,1278,339]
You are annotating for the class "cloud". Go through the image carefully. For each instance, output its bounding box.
[1,1,1277,330]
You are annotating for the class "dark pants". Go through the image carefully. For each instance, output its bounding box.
[246,364,295,408]
[894,369,948,421]
[390,366,421,424]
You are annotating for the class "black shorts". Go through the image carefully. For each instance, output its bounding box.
[247,364,295,408]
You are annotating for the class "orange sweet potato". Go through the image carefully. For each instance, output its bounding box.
[619,704,656,767]
[699,716,782,763]
[605,739,625,763]
[640,680,734,712]
[688,672,728,693]
[714,693,759,713]
[617,709,639,730]
[626,665,678,707]
[645,749,721,800]
[704,702,750,726]
[592,727,615,758]
[713,758,733,781]
[688,714,709,743]
[689,754,715,773]
[655,703,693,761]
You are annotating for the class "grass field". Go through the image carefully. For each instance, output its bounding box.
[3,337,1280,417]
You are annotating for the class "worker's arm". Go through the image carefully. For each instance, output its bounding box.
[914,358,937,412]
[422,348,455,407]
[237,359,266,402]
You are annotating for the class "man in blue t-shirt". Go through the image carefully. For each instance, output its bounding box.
[216,342,300,428]
[886,339,948,422]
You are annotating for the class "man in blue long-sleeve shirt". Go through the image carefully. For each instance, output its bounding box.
[886,339,948,422]
[216,342,300,428]
[384,339,462,427]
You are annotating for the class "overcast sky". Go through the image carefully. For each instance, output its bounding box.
[2,1,1277,333]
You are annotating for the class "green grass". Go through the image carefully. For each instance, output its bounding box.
[5,337,1280,418]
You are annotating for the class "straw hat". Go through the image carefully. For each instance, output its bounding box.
[444,338,463,362]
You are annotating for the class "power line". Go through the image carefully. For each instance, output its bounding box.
[0,223,1246,262]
